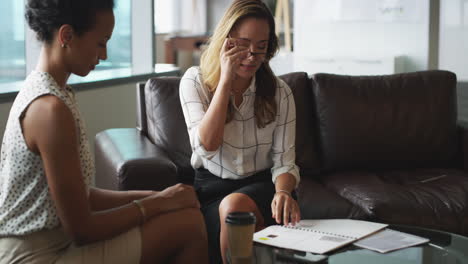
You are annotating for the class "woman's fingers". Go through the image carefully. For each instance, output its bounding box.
[274,195,284,224]
[224,46,249,60]
[289,201,300,225]
[220,37,249,83]
[224,37,234,52]
[271,194,301,225]
[222,37,231,52]
[283,198,291,226]
[271,199,276,218]
[273,193,289,225]
[220,39,249,82]
[294,202,301,224]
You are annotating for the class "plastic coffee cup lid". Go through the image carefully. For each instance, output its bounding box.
[225,212,256,225]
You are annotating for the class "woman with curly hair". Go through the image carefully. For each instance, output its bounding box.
[0,1,208,263]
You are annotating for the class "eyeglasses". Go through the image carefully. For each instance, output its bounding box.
[227,35,268,57]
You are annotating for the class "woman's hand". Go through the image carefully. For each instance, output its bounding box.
[150,184,200,213]
[219,38,249,84]
[271,191,301,226]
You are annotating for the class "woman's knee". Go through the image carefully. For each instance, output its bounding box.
[175,208,207,238]
[219,193,256,218]
[143,208,206,241]
[218,194,265,228]
[139,208,207,263]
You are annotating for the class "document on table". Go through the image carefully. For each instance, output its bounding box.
[353,228,429,253]
[253,219,387,254]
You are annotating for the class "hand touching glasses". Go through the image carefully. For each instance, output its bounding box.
[227,35,268,58]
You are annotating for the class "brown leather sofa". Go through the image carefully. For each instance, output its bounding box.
[95,70,468,236]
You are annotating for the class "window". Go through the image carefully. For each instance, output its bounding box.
[154,0,206,34]
[0,0,25,84]
[69,0,132,83]
[0,0,154,91]
[439,0,468,81]
[154,0,177,34]
[439,0,468,122]
[98,0,131,71]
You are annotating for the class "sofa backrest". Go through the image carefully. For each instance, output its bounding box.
[278,72,321,174]
[311,70,459,172]
[140,72,322,183]
[141,77,194,183]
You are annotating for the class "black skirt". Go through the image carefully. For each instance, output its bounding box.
[194,168,296,264]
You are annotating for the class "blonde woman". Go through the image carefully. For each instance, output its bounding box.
[179,0,300,263]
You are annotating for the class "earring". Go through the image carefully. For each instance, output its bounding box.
[61,43,68,48]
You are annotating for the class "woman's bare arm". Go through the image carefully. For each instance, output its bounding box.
[89,188,156,211]
[197,39,249,151]
[22,95,198,245]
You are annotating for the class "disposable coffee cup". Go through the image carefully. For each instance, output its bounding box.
[225,212,256,264]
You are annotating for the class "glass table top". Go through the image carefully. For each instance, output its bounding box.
[251,225,468,264]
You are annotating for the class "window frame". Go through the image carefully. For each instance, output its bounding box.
[0,0,157,100]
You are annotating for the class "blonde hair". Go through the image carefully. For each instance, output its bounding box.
[200,0,279,128]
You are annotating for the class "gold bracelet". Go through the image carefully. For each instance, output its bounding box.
[275,189,291,196]
[132,200,147,224]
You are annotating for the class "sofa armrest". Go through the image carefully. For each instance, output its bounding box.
[95,128,178,191]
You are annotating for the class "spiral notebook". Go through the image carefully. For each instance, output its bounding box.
[253,219,387,254]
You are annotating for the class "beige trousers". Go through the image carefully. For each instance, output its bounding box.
[0,227,141,264]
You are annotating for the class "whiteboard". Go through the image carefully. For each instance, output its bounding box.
[293,0,430,74]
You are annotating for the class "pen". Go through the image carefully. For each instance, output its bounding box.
[420,174,447,183]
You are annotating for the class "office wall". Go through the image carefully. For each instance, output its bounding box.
[207,0,276,31]
[207,0,231,32]
[293,0,431,74]
[0,82,136,156]
[439,0,468,81]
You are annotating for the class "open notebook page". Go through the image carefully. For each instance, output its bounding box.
[294,219,388,239]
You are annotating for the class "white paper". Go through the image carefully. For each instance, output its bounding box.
[354,229,429,253]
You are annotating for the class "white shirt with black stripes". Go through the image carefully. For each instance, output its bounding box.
[179,66,300,186]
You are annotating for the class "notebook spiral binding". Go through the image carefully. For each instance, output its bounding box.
[283,225,356,240]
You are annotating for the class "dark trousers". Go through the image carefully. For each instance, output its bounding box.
[194,169,276,264]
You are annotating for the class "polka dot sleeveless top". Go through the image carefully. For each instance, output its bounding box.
[0,71,94,236]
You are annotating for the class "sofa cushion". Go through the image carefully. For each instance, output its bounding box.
[279,72,321,175]
[312,70,458,171]
[322,168,468,235]
[145,77,195,183]
[297,177,367,219]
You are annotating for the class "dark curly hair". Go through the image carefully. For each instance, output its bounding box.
[25,0,115,44]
